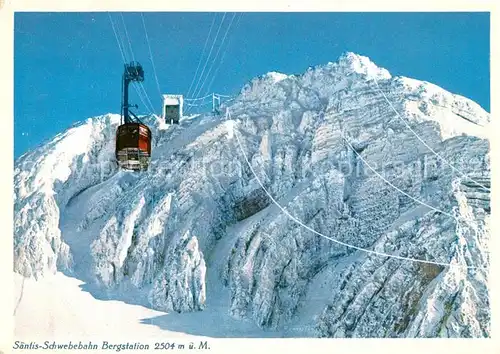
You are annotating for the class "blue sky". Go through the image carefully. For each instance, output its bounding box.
[14,12,490,159]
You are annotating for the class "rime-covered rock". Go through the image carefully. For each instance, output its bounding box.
[149,232,206,312]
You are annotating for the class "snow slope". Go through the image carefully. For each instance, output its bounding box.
[13,271,185,340]
[13,271,285,340]
[13,52,490,338]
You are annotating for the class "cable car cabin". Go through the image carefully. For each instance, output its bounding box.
[162,94,183,124]
[115,123,152,171]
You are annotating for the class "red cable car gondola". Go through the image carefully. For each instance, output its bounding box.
[115,62,152,171]
[116,122,152,170]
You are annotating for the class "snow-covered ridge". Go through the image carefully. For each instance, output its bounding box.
[14,52,490,338]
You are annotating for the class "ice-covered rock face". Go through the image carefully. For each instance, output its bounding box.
[13,52,490,337]
[149,232,206,312]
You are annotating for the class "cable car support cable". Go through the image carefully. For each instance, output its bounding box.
[188,13,227,113]
[195,13,237,100]
[141,12,163,100]
[371,78,490,192]
[186,13,218,99]
[231,117,486,270]
[205,13,243,96]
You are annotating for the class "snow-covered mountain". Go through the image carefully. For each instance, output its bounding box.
[13,52,490,338]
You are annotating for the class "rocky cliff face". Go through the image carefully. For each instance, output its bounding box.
[13,52,490,337]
